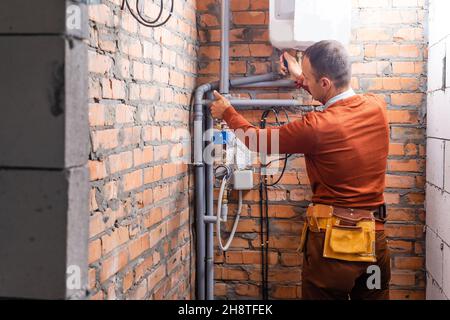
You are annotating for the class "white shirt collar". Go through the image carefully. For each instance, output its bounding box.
[322,88,356,110]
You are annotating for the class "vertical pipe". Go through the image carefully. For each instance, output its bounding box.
[194,120,206,300]
[205,92,215,300]
[220,0,230,94]
[194,82,218,300]
[194,84,211,300]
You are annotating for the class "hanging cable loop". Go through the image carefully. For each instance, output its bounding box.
[121,0,174,28]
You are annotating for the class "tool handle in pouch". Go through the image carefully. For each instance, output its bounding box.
[297,222,309,253]
[282,55,289,73]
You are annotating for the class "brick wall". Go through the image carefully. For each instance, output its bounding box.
[87,0,197,300]
[425,0,450,300]
[198,0,427,300]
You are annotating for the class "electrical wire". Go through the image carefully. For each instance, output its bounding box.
[216,176,243,252]
[121,0,174,28]
[259,108,291,300]
[136,0,164,24]
[258,182,267,300]
[263,154,293,187]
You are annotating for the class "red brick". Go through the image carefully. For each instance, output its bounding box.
[100,248,129,282]
[233,11,267,25]
[88,239,102,264]
[122,170,143,192]
[101,226,130,255]
[88,160,107,181]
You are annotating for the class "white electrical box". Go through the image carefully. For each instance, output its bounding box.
[233,170,254,191]
[269,0,352,50]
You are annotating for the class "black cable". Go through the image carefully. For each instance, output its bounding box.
[258,108,292,300]
[121,0,174,28]
[264,184,269,297]
[263,154,293,187]
[259,182,266,300]
[136,0,164,24]
[259,110,270,300]
[280,108,291,124]
[262,155,291,168]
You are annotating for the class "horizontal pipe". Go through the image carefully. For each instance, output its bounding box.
[203,98,315,109]
[204,216,218,224]
[233,79,296,89]
[234,105,316,112]
[229,73,279,87]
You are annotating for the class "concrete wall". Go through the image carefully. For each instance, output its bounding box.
[0,0,89,299]
[198,0,427,300]
[425,0,450,301]
[86,0,198,300]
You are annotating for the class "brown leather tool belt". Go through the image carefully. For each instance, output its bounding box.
[306,204,386,232]
[298,203,384,262]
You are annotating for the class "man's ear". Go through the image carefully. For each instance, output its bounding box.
[320,77,332,89]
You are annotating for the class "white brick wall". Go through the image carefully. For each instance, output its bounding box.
[443,245,450,297]
[428,0,450,45]
[445,143,450,193]
[426,185,450,243]
[427,91,450,140]
[428,40,446,91]
[426,138,445,188]
[426,229,444,293]
[426,0,450,300]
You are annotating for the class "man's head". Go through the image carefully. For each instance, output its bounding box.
[301,40,352,104]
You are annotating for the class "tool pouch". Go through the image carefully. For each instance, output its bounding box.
[297,204,333,253]
[296,222,309,253]
[323,208,377,262]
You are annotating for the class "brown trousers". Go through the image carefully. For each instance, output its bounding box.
[302,230,391,300]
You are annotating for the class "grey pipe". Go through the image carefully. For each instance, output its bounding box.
[234,105,316,112]
[203,98,314,108]
[193,73,297,299]
[234,79,297,88]
[193,0,308,298]
[230,73,279,87]
[205,91,215,300]
[193,82,218,300]
[220,0,230,94]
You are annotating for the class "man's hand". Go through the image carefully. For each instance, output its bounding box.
[279,52,302,80]
[295,73,306,89]
[210,90,232,120]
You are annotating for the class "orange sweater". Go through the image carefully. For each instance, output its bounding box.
[223,94,389,208]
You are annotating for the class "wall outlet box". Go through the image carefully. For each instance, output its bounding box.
[233,170,254,190]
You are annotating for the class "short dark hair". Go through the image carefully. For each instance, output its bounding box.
[303,40,351,89]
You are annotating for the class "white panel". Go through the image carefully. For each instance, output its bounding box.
[426,229,443,287]
[428,39,446,92]
[269,0,352,50]
[445,142,450,193]
[443,244,450,299]
[428,0,450,46]
[426,138,445,189]
[427,273,448,300]
[426,184,450,245]
[275,0,295,19]
[447,36,450,89]
[427,90,450,140]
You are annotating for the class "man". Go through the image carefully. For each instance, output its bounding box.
[210,40,391,300]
